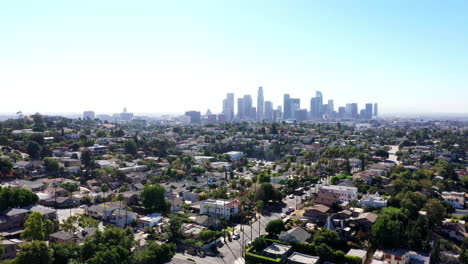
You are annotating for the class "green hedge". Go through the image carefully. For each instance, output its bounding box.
[245,246,282,264]
[344,255,363,264]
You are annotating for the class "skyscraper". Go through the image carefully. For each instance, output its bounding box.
[222,93,235,121]
[310,97,321,119]
[83,111,95,120]
[283,94,291,120]
[327,99,334,115]
[374,103,378,116]
[290,98,300,120]
[185,111,201,124]
[237,98,244,119]
[315,91,323,116]
[257,87,264,121]
[243,95,253,120]
[365,103,373,119]
[264,101,273,121]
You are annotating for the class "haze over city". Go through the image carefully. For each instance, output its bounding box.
[1,1,467,115]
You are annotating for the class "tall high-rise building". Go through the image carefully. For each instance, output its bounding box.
[257,87,264,121]
[237,98,244,119]
[365,103,373,119]
[310,97,321,119]
[283,94,291,120]
[327,99,334,115]
[243,95,253,119]
[264,101,273,121]
[185,111,201,124]
[290,98,300,120]
[294,109,308,122]
[222,93,235,121]
[315,91,323,115]
[374,103,378,116]
[83,111,95,120]
[351,103,358,118]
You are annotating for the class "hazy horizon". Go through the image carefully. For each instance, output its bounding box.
[1,1,467,114]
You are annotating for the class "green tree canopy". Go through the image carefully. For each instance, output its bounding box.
[21,211,54,241]
[14,241,53,264]
[265,219,285,236]
[141,184,169,213]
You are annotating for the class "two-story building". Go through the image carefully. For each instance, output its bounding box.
[200,199,240,220]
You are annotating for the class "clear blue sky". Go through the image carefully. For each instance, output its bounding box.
[1,0,467,114]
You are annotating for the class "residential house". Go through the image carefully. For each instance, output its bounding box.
[441,222,468,242]
[358,192,388,208]
[442,192,465,209]
[278,227,311,243]
[1,240,19,260]
[0,208,29,232]
[49,231,76,243]
[287,252,319,264]
[200,199,240,220]
[303,204,330,223]
[262,243,292,261]
[355,212,378,231]
[85,202,122,221]
[315,185,357,206]
[137,213,162,229]
[109,209,137,228]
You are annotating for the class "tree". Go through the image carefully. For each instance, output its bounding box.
[316,244,335,262]
[50,243,81,264]
[200,230,216,242]
[96,129,107,138]
[132,241,176,264]
[124,139,138,156]
[265,219,285,237]
[371,208,407,249]
[14,241,53,264]
[424,199,446,229]
[0,157,13,175]
[21,211,54,241]
[141,184,169,213]
[459,237,468,264]
[167,214,184,241]
[82,226,134,264]
[0,187,39,211]
[43,158,60,175]
[251,236,268,252]
[313,229,340,248]
[27,140,42,159]
[81,149,95,179]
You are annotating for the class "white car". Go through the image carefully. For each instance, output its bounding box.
[280,213,287,219]
[233,234,240,240]
[288,194,295,199]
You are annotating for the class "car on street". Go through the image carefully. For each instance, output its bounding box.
[281,213,287,218]
[288,194,295,199]
[233,234,240,240]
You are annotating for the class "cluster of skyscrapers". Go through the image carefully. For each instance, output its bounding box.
[214,87,378,123]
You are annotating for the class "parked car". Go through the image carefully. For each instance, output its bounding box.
[233,234,240,240]
[288,194,295,199]
[281,213,287,218]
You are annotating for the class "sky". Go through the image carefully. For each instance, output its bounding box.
[1,1,467,115]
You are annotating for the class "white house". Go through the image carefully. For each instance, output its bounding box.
[200,199,240,220]
[109,209,137,228]
[137,213,162,229]
[442,191,465,209]
[315,185,358,206]
[358,192,388,208]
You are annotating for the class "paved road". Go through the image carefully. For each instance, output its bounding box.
[174,193,307,264]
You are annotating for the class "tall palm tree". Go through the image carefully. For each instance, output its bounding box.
[255,200,264,238]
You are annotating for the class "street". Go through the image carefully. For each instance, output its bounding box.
[173,193,307,264]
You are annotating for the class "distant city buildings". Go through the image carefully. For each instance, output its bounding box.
[83,111,95,120]
[181,87,379,124]
[185,111,201,124]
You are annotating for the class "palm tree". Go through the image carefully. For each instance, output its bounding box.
[101,183,109,207]
[255,200,264,238]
